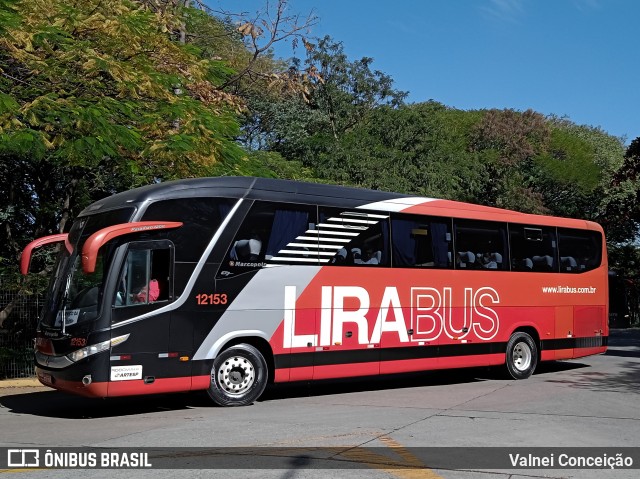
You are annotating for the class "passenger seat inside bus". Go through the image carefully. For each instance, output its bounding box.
[532,255,554,272]
[352,248,382,265]
[520,258,534,270]
[331,248,348,264]
[561,256,578,272]
[456,251,476,268]
[231,238,262,261]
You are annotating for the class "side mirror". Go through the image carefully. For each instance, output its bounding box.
[82,221,182,273]
[20,234,70,275]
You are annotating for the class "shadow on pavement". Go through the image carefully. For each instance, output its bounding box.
[1,369,492,418]
[541,328,640,393]
[261,368,490,403]
[0,367,506,417]
[543,360,640,393]
[260,361,589,403]
[0,389,211,419]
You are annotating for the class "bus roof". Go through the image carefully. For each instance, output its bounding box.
[79,177,409,215]
[78,176,602,232]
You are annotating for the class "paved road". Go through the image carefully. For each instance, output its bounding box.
[1,329,639,478]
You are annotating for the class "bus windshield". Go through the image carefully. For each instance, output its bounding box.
[40,208,135,330]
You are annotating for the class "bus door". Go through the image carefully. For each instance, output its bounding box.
[109,240,177,392]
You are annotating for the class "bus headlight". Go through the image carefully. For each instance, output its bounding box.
[66,334,130,363]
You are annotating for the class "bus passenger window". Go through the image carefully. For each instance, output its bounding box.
[218,202,318,277]
[454,220,508,271]
[319,208,390,267]
[391,215,452,269]
[115,246,171,306]
[509,226,558,272]
[558,229,602,273]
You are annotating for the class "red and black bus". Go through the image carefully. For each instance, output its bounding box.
[21,177,608,406]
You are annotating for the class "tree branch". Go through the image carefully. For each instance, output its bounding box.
[218,0,317,90]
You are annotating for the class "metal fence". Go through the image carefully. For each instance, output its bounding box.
[0,277,43,379]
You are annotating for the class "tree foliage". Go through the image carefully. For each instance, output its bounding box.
[0,0,637,281]
[0,0,244,272]
[242,36,408,163]
[607,136,640,242]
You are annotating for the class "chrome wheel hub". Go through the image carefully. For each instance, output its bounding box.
[512,341,532,371]
[217,356,255,396]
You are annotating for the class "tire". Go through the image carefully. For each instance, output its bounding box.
[505,332,538,379]
[207,344,268,407]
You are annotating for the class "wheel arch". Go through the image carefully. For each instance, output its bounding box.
[221,336,275,384]
[194,330,276,383]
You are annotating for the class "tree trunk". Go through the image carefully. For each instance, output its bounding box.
[0,300,16,328]
[58,178,78,234]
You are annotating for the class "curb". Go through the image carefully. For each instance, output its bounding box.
[0,378,42,388]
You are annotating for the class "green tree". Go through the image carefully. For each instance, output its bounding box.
[0,0,244,274]
[469,109,551,213]
[303,36,407,140]
[607,136,640,242]
[242,36,407,164]
[310,102,485,199]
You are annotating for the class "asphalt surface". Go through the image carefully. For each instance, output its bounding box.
[1,328,639,478]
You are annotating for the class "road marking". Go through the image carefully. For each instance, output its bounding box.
[339,436,444,479]
[0,469,44,474]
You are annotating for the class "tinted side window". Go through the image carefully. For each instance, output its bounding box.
[558,228,602,273]
[391,214,452,269]
[454,220,508,271]
[218,202,318,276]
[142,197,235,262]
[510,225,558,272]
[319,208,390,267]
[114,244,172,307]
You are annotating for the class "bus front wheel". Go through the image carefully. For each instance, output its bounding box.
[207,344,268,406]
[505,332,538,379]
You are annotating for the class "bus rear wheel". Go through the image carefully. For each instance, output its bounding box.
[207,344,268,407]
[505,332,538,379]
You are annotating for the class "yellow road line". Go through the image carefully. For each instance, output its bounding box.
[0,469,45,474]
[339,436,445,479]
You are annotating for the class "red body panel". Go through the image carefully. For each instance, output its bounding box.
[268,257,607,382]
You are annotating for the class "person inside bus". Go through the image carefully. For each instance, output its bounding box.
[352,247,382,265]
[479,252,502,269]
[135,279,160,303]
[331,247,348,264]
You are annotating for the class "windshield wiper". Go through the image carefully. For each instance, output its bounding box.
[61,273,72,335]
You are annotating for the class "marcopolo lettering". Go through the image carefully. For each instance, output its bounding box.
[283,285,500,348]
